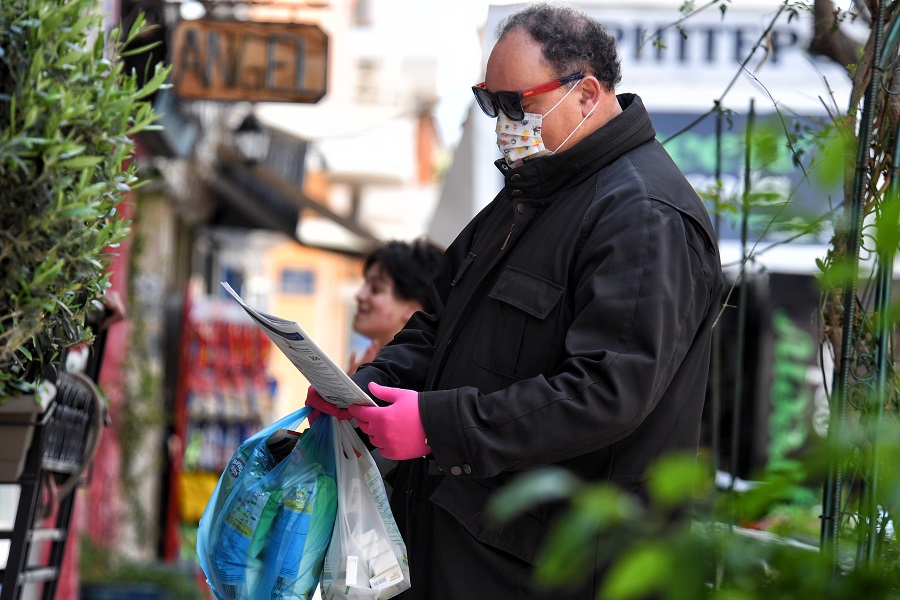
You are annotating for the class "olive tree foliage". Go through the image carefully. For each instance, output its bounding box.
[0,0,168,398]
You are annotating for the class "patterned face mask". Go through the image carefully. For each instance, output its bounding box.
[494,78,596,168]
[495,112,547,166]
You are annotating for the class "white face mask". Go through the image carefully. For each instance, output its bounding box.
[495,79,596,167]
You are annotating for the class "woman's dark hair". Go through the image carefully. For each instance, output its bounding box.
[364,239,444,311]
[496,2,621,92]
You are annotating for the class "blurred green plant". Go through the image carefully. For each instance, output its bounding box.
[80,535,202,599]
[0,0,168,398]
[488,434,900,599]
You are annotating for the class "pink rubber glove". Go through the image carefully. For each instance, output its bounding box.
[348,382,431,460]
[305,386,352,425]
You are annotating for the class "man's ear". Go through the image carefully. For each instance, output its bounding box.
[579,75,604,118]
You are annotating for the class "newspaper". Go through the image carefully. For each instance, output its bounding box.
[222,282,375,409]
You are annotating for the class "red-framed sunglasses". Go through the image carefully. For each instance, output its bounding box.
[472,73,585,121]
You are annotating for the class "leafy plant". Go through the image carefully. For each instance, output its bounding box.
[489,439,900,599]
[0,0,168,398]
[79,535,202,600]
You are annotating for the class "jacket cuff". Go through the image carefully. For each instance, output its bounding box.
[419,388,478,477]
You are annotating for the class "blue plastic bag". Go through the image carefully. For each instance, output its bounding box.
[197,408,338,600]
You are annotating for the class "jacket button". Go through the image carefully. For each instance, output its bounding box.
[510,173,522,182]
[517,203,525,214]
[510,189,522,198]
[450,466,462,476]
[462,464,472,474]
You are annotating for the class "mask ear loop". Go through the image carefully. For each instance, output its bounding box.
[542,78,582,120]
[552,89,600,153]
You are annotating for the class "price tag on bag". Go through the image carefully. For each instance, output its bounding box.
[346,555,359,586]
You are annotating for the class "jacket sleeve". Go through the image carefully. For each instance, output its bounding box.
[419,191,718,479]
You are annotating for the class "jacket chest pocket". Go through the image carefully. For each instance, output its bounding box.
[474,266,565,379]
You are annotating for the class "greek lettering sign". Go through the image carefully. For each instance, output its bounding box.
[171,20,328,103]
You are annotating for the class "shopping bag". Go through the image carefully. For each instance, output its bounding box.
[321,419,411,600]
[197,407,338,600]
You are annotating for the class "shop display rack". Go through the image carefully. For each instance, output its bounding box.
[0,371,105,600]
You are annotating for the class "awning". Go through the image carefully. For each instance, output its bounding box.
[207,144,381,257]
[254,101,417,186]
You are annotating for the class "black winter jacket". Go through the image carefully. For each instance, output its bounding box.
[352,93,723,567]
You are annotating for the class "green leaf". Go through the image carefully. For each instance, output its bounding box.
[133,63,172,101]
[817,260,859,289]
[58,156,103,169]
[55,49,84,67]
[533,510,603,586]
[571,485,638,525]
[486,467,583,524]
[120,40,162,58]
[813,127,848,189]
[124,12,147,44]
[602,543,672,600]
[875,188,900,257]
[646,453,710,508]
[531,484,648,590]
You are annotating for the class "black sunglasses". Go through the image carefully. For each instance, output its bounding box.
[472,74,585,121]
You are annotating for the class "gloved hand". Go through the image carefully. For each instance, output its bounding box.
[348,382,430,460]
[305,386,352,425]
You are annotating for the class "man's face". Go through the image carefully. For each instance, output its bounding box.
[484,29,583,154]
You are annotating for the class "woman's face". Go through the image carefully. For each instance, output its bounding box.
[353,263,421,346]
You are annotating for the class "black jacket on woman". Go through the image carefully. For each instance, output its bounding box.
[351,93,723,599]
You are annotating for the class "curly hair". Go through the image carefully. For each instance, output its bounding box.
[496,2,621,92]
[364,239,444,311]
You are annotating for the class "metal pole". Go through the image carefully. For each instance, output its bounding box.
[819,0,888,571]
[729,99,754,510]
[712,105,723,478]
[862,117,900,564]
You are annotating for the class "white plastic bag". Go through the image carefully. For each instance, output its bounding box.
[321,419,411,600]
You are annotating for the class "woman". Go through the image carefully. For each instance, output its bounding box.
[349,238,443,373]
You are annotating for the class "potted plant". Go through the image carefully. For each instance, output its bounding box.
[0,0,168,476]
[0,0,168,396]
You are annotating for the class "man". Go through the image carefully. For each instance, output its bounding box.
[308,3,723,598]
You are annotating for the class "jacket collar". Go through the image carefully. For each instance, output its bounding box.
[494,93,656,204]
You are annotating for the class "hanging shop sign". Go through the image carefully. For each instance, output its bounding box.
[171,20,328,103]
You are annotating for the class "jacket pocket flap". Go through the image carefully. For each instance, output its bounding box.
[431,476,553,566]
[489,267,564,320]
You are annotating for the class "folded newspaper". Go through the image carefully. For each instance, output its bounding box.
[222,282,375,409]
